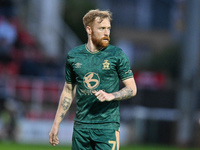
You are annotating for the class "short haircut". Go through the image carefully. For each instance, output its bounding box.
[83,9,112,28]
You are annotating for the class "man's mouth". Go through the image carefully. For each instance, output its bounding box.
[102,37,110,41]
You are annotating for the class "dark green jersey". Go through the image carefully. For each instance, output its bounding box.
[65,44,133,130]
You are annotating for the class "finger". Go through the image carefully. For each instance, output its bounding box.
[53,134,58,143]
[95,90,103,96]
[49,133,53,144]
[50,139,56,146]
[97,95,106,102]
[99,98,105,102]
[51,134,58,145]
[94,92,100,97]
[97,94,104,100]
[54,137,59,143]
[55,138,59,145]
[92,90,97,94]
[51,138,59,146]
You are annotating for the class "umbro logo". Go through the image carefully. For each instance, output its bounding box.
[74,63,82,68]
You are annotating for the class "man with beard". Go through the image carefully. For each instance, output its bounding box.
[49,9,137,150]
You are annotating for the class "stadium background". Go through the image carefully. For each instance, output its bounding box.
[0,0,200,149]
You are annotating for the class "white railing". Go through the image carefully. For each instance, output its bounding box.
[53,17,82,53]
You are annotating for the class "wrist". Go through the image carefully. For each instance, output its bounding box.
[53,121,60,127]
[110,93,116,101]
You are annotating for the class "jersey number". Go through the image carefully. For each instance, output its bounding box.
[109,141,116,150]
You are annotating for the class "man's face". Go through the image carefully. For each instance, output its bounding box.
[91,17,111,49]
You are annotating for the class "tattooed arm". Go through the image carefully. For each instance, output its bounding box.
[93,78,137,102]
[49,82,76,146]
[112,86,134,100]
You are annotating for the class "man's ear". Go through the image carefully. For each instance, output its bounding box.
[86,26,92,35]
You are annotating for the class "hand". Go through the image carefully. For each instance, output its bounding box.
[93,90,115,102]
[49,126,59,146]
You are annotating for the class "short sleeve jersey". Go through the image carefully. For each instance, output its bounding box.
[65,44,133,130]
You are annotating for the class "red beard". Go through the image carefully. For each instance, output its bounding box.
[92,34,110,49]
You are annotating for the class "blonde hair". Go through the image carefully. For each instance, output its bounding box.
[83,9,112,28]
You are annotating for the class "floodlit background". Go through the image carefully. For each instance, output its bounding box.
[0,0,200,149]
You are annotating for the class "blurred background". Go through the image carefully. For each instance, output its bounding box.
[0,0,200,149]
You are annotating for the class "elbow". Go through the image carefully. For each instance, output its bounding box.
[132,89,137,97]
[131,86,137,97]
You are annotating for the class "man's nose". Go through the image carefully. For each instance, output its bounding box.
[104,29,110,36]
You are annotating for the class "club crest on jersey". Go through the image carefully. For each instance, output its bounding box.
[74,63,82,68]
[102,60,110,70]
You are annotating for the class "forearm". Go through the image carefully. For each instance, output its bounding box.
[112,86,134,101]
[93,84,136,102]
[49,83,75,146]
[53,91,73,126]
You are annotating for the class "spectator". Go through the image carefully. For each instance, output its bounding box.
[0,16,17,63]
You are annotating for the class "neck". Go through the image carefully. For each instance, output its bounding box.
[86,41,100,52]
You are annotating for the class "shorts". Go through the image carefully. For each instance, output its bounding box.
[72,128,120,150]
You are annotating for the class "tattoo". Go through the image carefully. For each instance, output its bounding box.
[112,87,133,100]
[60,113,65,119]
[60,97,72,119]
[61,97,72,111]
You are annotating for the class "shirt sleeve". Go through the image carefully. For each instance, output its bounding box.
[65,54,76,84]
[116,50,133,81]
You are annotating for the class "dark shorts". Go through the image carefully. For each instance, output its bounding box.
[72,128,119,150]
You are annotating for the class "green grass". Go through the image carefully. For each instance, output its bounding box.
[0,142,199,150]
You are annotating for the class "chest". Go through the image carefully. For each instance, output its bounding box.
[70,53,118,79]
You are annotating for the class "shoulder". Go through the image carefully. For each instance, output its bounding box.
[106,44,125,55]
[68,44,85,56]
[107,44,121,51]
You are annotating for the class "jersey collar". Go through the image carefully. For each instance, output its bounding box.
[85,44,106,54]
